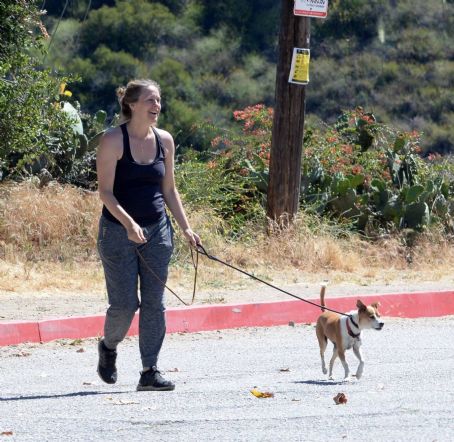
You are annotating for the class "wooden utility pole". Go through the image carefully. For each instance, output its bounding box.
[267,0,310,225]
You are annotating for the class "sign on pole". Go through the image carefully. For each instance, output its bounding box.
[294,0,328,18]
[288,48,310,85]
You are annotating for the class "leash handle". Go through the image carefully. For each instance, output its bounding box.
[135,244,198,306]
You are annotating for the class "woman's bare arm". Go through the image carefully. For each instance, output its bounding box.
[159,129,200,247]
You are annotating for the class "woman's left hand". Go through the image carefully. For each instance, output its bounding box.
[183,228,201,248]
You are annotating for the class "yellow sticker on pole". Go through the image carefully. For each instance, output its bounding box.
[288,48,310,85]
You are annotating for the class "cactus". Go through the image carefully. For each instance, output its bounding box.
[404,202,430,229]
[243,157,268,194]
[383,195,403,224]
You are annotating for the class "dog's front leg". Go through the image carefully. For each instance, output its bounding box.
[320,350,327,375]
[337,348,350,380]
[353,343,364,379]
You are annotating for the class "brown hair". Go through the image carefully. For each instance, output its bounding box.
[116,79,161,122]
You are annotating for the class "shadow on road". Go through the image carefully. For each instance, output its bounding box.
[0,390,132,402]
[294,379,346,386]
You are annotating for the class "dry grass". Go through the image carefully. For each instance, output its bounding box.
[1,180,99,262]
[1,180,454,295]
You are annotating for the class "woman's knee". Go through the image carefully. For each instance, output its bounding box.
[107,300,140,317]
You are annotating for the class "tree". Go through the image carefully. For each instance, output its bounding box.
[0,0,75,180]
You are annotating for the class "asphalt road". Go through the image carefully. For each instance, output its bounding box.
[1,317,453,441]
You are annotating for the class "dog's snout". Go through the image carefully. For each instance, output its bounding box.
[377,322,384,330]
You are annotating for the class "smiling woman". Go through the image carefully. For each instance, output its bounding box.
[95,78,201,391]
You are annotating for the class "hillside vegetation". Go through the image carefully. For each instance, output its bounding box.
[39,0,454,153]
[1,0,454,292]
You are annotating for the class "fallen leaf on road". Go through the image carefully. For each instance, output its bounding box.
[1,431,13,436]
[167,367,179,372]
[69,339,83,346]
[76,348,85,353]
[111,399,139,405]
[12,351,31,357]
[250,388,274,398]
[279,367,290,372]
[333,393,348,404]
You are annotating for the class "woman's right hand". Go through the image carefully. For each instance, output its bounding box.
[126,222,147,244]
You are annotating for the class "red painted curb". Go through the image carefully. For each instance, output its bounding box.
[39,315,105,342]
[38,314,140,343]
[165,291,454,333]
[0,291,453,346]
[0,321,41,346]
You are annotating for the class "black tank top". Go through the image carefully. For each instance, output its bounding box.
[102,123,166,226]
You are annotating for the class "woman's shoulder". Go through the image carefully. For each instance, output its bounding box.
[154,128,175,158]
[154,127,173,141]
[98,126,123,156]
[102,125,123,141]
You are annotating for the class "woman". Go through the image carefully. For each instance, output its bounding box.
[96,79,200,391]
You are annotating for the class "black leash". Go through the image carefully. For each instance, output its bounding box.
[135,244,199,306]
[195,244,351,318]
[136,241,351,317]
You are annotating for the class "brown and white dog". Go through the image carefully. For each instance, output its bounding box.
[315,287,384,380]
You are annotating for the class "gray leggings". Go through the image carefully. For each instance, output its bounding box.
[97,214,173,368]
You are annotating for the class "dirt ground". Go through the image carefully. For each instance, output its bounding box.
[2,273,453,322]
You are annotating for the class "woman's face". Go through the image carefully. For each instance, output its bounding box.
[130,86,161,125]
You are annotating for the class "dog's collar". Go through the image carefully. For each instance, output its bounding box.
[347,316,361,339]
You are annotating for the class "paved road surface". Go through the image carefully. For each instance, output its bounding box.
[1,317,453,441]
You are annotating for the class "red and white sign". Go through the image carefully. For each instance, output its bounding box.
[294,0,329,18]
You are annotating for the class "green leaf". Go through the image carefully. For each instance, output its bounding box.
[405,185,424,203]
[404,202,430,229]
[347,174,365,188]
[370,179,386,193]
[393,134,406,152]
[95,110,107,125]
[383,195,403,222]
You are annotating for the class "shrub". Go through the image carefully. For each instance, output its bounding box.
[203,105,454,236]
[0,0,77,181]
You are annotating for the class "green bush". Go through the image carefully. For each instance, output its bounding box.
[0,0,77,181]
[201,105,454,236]
[0,0,105,186]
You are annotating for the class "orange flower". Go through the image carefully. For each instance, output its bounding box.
[211,136,222,148]
[361,115,374,124]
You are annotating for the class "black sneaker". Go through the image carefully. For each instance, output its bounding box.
[97,339,117,384]
[137,367,175,391]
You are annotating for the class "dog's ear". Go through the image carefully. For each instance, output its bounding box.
[356,299,366,311]
[371,302,381,312]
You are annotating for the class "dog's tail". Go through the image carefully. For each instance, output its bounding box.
[320,284,327,312]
